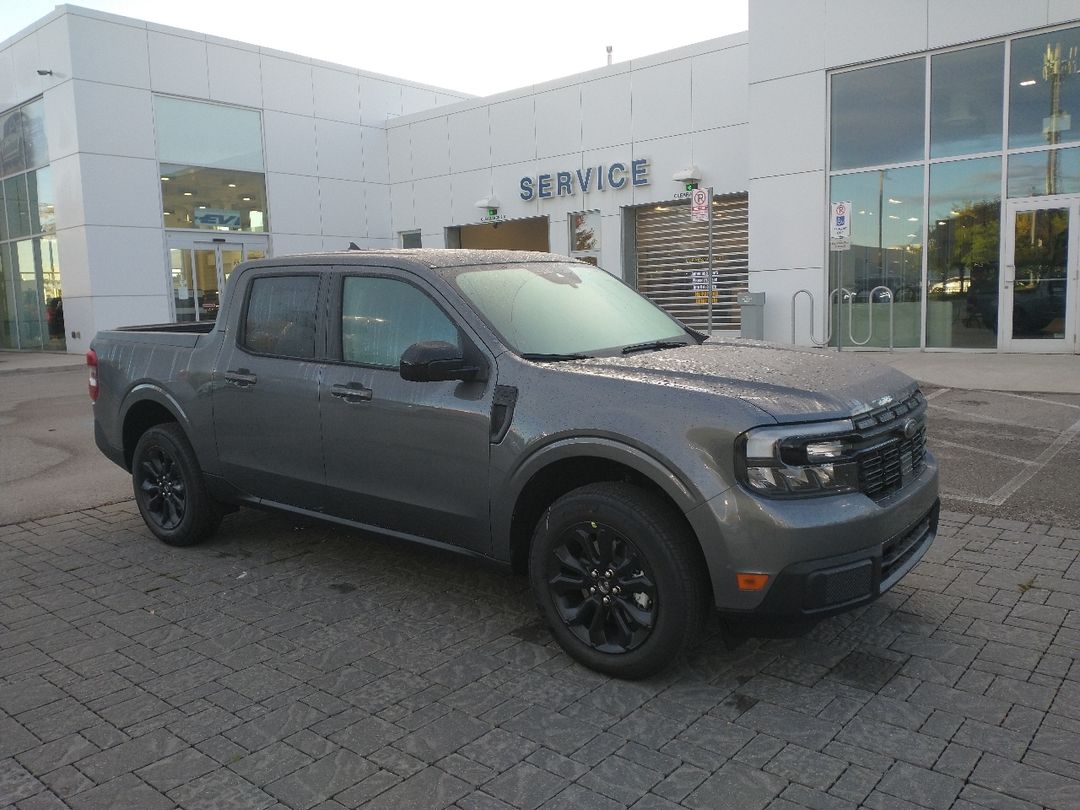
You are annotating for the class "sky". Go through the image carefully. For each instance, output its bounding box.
[0,0,749,96]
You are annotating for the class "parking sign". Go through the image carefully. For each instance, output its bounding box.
[830,200,851,251]
[690,188,710,222]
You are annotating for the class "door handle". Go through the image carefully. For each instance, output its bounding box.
[330,383,373,403]
[224,369,258,387]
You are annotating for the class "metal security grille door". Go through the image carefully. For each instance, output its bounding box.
[634,193,749,332]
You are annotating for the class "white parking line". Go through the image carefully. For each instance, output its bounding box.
[930,438,1035,466]
[924,388,950,400]
[991,391,1080,410]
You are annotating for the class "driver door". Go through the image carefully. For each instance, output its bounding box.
[319,269,496,553]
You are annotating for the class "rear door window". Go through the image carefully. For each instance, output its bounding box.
[241,275,320,359]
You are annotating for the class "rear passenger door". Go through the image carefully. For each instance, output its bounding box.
[320,268,495,553]
[214,270,327,508]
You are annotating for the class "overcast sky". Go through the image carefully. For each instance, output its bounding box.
[0,0,749,96]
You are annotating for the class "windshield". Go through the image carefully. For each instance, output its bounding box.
[445,262,692,356]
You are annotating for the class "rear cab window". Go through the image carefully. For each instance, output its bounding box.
[241,274,321,359]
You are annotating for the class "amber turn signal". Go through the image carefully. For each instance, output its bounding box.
[736,573,770,591]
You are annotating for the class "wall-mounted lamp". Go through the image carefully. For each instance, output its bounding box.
[475,195,501,211]
[36,69,54,76]
[672,166,702,189]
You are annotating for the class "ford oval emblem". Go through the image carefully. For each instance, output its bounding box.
[902,419,919,439]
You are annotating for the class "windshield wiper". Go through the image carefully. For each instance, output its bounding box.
[520,352,593,362]
[620,340,689,355]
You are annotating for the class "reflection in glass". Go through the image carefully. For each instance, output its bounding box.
[154,96,264,172]
[831,59,925,171]
[0,109,26,177]
[0,244,17,348]
[29,168,55,234]
[4,175,31,239]
[160,165,268,232]
[931,44,1004,158]
[193,248,221,321]
[170,248,197,323]
[20,100,48,169]
[40,237,63,349]
[400,231,421,248]
[1008,146,1080,197]
[829,167,923,347]
[1009,26,1080,150]
[926,158,1001,348]
[1011,209,1069,340]
[13,239,42,348]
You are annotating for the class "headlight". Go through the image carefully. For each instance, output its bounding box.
[736,419,860,498]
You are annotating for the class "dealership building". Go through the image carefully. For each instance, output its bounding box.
[1,2,1079,356]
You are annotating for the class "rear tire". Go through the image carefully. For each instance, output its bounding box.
[528,482,708,679]
[132,423,222,546]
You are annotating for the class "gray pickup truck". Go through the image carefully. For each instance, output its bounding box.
[90,249,939,678]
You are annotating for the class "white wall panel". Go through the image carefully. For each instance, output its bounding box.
[409,116,450,179]
[449,169,493,225]
[318,178,365,238]
[67,15,150,88]
[748,266,827,344]
[749,72,826,178]
[581,73,631,151]
[80,155,161,229]
[148,32,209,98]
[32,16,73,90]
[491,160,539,220]
[72,81,155,159]
[42,81,78,161]
[387,126,411,183]
[261,55,313,116]
[748,0,825,82]
[11,29,46,103]
[413,176,452,232]
[360,79,402,124]
[490,97,536,166]
[1049,0,1080,24]
[535,86,582,158]
[0,50,14,110]
[316,119,363,181]
[207,43,261,107]
[448,106,490,173]
[366,183,392,238]
[361,127,390,183]
[692,125,750,194]
[748,170,826,274]
[631,135,691,206]
[266,172,320,235]
[49,154,84,230]
[263,111,318,176]
[269,234,324,256]
[54,227,90,298]
[313,66,360,123]
[928,0,1050,49]
[402,85,438,115]
[531,153,586,221]
[390,181,415,232]
[632,60,693,142]
[692,47,749,131]
[84,225,167,297]
[825,0,928,67]
[92,295,170,336]
[579,146,637,212]
[599,213,624,278]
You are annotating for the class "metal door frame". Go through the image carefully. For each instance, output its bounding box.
[1002,195,1080,353]
[164,233,269,322]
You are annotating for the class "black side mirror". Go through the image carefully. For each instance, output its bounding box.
[400,340,478,382]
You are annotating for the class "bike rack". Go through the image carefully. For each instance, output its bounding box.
[791,286,896,351]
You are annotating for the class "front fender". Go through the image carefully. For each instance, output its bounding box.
[491,435,703,560]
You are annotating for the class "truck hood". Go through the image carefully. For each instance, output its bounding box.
[563,338,918,423]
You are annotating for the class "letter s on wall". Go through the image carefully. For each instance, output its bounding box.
[520,177,535,201]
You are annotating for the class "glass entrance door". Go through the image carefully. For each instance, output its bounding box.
[1003,197,1079,353]
[166,236,268,322]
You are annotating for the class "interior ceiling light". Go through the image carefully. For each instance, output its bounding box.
[228,183,237,188]
[888,198,902,204]
[160,176,170,181]
[1019,79,1037,86]
[888,214,899,219]
[241,196,252,201]
[908,216,918,221]
[183,191,193,196]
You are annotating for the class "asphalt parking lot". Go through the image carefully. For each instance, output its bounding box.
[1,365,1080,809]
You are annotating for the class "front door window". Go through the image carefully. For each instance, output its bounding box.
[1004,198,1079,352]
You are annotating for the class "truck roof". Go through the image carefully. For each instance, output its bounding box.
[243,248,573,271]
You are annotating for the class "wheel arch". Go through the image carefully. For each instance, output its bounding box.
[500,439,706,579]
[120,386,190,470]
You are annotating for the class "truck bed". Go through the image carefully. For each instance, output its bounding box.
[98,321,216,349]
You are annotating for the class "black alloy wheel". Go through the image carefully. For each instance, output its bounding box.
[131,423,222,546]
[545,522,657,654]
[529,481,708,679]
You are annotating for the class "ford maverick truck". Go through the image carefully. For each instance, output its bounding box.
[90,249,939,678]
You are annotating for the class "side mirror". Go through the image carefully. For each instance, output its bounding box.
[399,340,478,382]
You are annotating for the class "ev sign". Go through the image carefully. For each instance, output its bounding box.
[830,200,851,251]
[690,187,710,223]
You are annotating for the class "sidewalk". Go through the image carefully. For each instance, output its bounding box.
[2,348,1078,393]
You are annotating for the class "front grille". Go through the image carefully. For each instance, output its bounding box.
[852,391,928,500]
[880,504,938,587]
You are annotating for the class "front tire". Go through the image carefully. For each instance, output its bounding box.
[528,482,708,679]
[132,423,221,546]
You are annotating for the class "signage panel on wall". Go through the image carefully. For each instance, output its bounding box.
[194,209,242,228]
[830,200,851,252]
[520,159,649,201]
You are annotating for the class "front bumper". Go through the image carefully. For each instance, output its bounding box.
[686,451,939,615]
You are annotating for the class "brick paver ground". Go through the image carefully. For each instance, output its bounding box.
[1,504,1079,810]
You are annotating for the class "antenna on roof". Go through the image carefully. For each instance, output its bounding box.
[606,45,612,66]
[347,241,361,250]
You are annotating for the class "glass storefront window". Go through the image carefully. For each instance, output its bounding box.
[931,44,1005,158]
[0,108,26,177]
[1008,146,1080,196]
[20,100,48,170]
[925,157,1001,348]
[4,175,31,240]
[1009,26,1080,150]
[160,165,268,232]
[831,59,926,171]
[29,167,55,234]
[154,96,264,172]
[0,243,17,348]
[829,167,923,347]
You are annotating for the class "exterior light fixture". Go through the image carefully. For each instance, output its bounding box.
[672,166,701,190]
[36,69,53,76]
[475,195,501,210]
